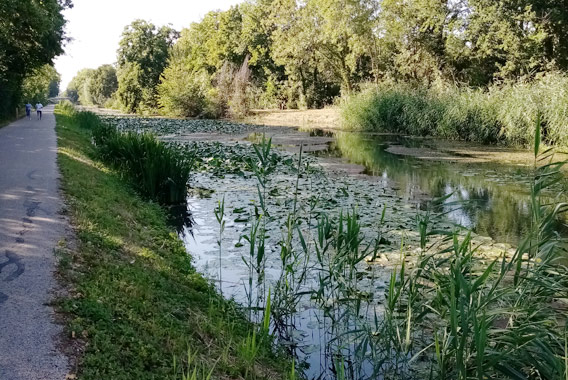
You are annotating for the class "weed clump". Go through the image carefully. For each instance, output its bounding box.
[55,103,192,204]
[94,130,192,205]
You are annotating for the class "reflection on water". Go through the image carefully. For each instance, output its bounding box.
[322,132,564,244]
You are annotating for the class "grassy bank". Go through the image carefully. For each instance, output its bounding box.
[54,105,289,379]
[341,73,568,147]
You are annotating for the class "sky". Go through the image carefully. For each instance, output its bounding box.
[54,0,243,90]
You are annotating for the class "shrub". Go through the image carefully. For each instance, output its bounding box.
[55,100,76,117]
[158,68,214,118]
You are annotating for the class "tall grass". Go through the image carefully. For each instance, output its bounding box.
[342,72,568,147]
[96,130,192,204]
[55,102,192,204]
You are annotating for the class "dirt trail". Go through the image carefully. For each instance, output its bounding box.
[0,105,69,379]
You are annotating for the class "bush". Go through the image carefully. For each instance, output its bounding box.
[341,72,568,147]
[55,100,76,117]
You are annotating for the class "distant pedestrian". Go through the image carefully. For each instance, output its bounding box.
[36,102,43,120]
[25,102,32,120]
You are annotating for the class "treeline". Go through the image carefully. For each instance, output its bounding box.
[68,0,568,119]
[0,0,68,120]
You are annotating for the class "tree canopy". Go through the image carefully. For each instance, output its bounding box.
[116,20,178,113]
[21,64,60,104]
[67,0,568,116]
[0,0,70,118]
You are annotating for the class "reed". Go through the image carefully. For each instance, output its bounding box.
[55,103,192,205]
[95,130,192,204]
[341,72,568,148]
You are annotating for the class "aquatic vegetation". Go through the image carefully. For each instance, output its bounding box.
[389,135,568,379]
[214,197,226,296]
[342,73,568,148]
[96,131,193,204]
[54,105,291,380]
[100,115,256,136]
[188,118,568,379]
[57,106,193,205]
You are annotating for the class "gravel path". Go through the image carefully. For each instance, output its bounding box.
[0,105,69,379]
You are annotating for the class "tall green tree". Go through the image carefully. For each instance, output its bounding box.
[270,0,376,105]
[376,0,464,84]
[532,0,568,70]
[305,0,377,93]
[88,64,118,106]
[21,64,60,104]
[66,68,95,104]
[116,20,178,113]
[462,0,547,82]
[48,78,60,97]
[270,0,330,107]
[0,0,70,118]
[374,0,568,85]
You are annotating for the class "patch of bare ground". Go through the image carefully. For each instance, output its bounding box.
[245,108,341,130]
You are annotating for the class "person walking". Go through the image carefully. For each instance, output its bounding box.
[35,102,43,120]
[25,102,32,120]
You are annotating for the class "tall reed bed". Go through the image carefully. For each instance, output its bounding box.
[342,73,568,147]
[55,102,192,204]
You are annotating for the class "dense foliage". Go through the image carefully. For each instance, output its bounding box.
[21,64,61,104]
[66,0,568,141]
[115,20,178,113]
[159,0,568,115]
[65,65,118,106]
[0,0,69,120]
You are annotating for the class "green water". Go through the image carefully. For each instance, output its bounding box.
[319,132,566,245]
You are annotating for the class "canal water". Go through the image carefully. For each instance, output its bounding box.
[173,124,565,379]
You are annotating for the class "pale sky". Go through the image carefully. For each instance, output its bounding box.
[54,0,244,90]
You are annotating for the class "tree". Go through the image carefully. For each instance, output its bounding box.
[374,0,568,85]
[48,78,60,97]
[158,6,258,117]
[270,0,351,107]
[116,20,178,113]
[0,0,70,118]
[375,0,463,84]
[306,0,378,93]
[116,62,144,113]
[531,0,568,71]
[462,0,547,82]
[88,64,118,106]
[158,65,213,117]
[66,68,95,103]
[21,65,60,104]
